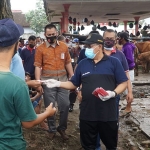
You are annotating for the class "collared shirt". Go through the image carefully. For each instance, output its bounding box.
[45,40,60,48]
[20,46,36,76]
[70,55,128,121]
[34,41,71,81]
[110,49,129,72]
[77,49,86,64]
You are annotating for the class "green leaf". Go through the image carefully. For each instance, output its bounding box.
[25,0,48,34]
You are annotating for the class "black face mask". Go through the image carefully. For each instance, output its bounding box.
[29,44,35,48]
[46,36,57,44]
[104,39,115,48]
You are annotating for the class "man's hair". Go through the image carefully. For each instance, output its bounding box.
[44,24,57,33]
[36,36,41,39]
[103,29,117,38]
[57,35,66,41]
[28,35,36,41]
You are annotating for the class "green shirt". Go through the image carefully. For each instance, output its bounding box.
[0,71,37,150]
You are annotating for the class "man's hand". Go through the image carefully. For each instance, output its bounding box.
[45,103,56,117]
[77,90,82,102]
[42,79,61,88]
[26,80,41,88]
[98,91,115,101]
[126,92,133,103]
[36,86,43,94]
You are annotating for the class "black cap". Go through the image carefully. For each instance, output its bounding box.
[82,33,104,45]
[119,32,129,40]
[19,37,25,42]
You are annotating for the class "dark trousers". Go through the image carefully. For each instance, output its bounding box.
[96,95,120,149]
[69,91,77,105]
[80,120,118,150]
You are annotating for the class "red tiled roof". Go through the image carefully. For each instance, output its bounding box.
[12,10,30,27]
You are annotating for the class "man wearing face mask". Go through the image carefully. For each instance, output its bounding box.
[21,35,36,80]
[104,29,133,115]
[95,29,134,150]
[70,38,81,67]
[118,32,135,113]
[34,24,74,140]
[36,36,43,47]
[118,32,135,80]
[41,33,128,150]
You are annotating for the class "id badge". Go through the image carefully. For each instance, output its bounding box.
[61,53,65,59]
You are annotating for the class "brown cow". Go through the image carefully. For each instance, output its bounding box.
[135,41,150,53]
[134,42,150,75]
[134,46,139,76]
[138,51,150,73]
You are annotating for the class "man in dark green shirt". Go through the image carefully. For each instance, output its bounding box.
[0,18,56,150]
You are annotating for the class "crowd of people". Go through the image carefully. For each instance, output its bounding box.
[0,18,137,150]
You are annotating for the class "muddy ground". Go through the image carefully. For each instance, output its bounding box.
[24,73,150,150]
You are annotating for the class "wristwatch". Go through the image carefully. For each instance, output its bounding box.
[113,91,118,97]
[78,87,82,91]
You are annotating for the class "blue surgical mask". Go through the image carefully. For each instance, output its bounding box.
[85,46,99,59]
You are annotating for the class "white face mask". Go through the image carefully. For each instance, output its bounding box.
[104,47,114,51]
[36,42,41,46]
[72,43,76,48]
[79,45,84,49]
[67,43,72,47]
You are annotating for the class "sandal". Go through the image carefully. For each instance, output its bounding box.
[38,122,49,131]
[38,126,49,131]
[119,106,126,111]
[119,110,131,117]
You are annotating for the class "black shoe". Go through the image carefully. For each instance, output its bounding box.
[57,128,69,140]
[69,104,74,112]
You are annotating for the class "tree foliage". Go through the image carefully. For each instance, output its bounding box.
[25,0,48,34]
[0,0,13,19]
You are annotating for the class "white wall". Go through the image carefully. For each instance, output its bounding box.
[21,27,45,40]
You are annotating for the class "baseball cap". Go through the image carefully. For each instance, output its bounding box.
[72,38,79,43]
[82,33,104,45]
[0,18,24,47]
[119,32,129,40]
[19,37,25,42]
